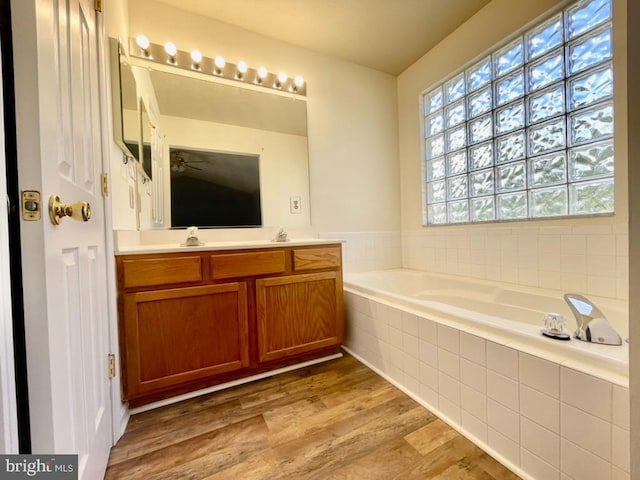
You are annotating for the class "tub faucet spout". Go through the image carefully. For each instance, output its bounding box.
[563,293,622,345]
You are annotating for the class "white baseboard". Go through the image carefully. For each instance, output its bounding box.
[118,403,129,440]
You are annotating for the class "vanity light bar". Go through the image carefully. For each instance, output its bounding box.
[129,37,307,97]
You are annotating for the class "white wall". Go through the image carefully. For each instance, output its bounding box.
[105,0,138,230]
[627,0,640,477]
[104,0,128,48]
[104,0,133,441]
[397,0,629,300]
[128,0,400,233]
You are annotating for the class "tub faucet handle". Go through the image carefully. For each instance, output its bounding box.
[543,312,566,333]
[541,312,571,340]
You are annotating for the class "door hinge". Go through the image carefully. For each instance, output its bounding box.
[108,353,116,379]
[94,0,102,13]
[101,173,109,197]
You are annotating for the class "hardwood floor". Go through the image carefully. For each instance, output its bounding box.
[105,354,520,479]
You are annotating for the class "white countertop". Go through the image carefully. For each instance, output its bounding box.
[114,238,344,255]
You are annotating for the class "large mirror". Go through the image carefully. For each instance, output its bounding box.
[111,38,311,230]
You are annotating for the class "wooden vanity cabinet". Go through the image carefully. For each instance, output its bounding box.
[256,247,343,363]
[116,244,343,405]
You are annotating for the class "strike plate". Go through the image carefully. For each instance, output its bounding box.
[22,190,41,221]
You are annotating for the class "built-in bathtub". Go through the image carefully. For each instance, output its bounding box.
[343,269,630,480]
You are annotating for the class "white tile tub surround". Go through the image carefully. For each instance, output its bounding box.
[343,291,630,480]
[318,231,402,273]
[402,224,629,300]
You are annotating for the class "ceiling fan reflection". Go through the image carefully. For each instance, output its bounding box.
[170,151,202,172]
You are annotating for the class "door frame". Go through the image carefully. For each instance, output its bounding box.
[95,1,129,441]
[0,0,30,454]
[0,23,19,455]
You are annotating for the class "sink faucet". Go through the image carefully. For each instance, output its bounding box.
[184,226,201,246]
[563,293,622,345]
[273,227,288,242]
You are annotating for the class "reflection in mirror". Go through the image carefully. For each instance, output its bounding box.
[170,147,262,228]
[117,43,310,230]
[121,69,139,162]
[140,103,152,179]
[150,69,307,138]
[150,68,309,229]
[109,38,138,161]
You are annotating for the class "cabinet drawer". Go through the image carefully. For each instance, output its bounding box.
[293,247,341,271]
[210,250,286,279]
[121,256,202,289]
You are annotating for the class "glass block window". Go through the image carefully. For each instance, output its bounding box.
[423,0,614,225]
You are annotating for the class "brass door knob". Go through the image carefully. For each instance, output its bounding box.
[49,195,91,225]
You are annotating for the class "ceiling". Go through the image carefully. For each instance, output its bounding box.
[153,0,492,75]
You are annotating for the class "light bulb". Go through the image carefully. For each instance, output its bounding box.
[294,75,305,87]
[214,56,226,69]
[190,49,202,64]
[257,66,268,79]
[136,34,150,50]
[277,72,288,83]
[164,42,177,57]
[235,61,248,80]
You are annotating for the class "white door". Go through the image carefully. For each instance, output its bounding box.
[12,0,112,477]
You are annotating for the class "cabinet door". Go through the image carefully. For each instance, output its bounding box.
[256,272,344,363]
[123,283,249,398]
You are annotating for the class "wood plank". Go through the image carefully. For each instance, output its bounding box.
[319,438,424,480]
[404,418,460,455]
[106,354,521,480]
[202,451,279,480]
[266,383,399,447]
[269,404,433,479]
[400,435,483,479]
[105,415,268,480]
